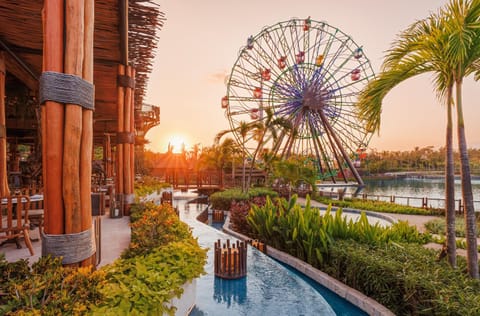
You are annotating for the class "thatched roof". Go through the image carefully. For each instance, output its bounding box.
[0,0,164,144]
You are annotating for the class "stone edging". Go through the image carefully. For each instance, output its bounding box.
[222,214,395,316]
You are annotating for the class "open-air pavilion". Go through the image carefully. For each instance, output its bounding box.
[0,0,163,266]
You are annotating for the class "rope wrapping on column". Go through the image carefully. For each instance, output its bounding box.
[117,74,135,88]
[41,228,96,264]
[117,131,135,144]
[39,71,95,110]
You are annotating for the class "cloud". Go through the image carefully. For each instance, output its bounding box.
[208,70,229,84]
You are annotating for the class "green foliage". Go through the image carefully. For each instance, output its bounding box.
[0,255,105,315]
[92,240,206,316]
[425,217,480,238]
[313,195,443,215]
[1,203,206,315]
[229,196,266,236]
[210,187,278,210]
[272,158,317,189]
[134,177,170,198]
[123,203,192,259]
[247,195,429,267]
[322,240,480,315]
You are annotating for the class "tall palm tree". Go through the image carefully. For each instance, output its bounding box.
[357,10,459,267]
[215,121,261,192]
[442,0,480,278]
[246,108,292,189]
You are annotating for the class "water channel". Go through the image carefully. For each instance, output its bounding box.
[171,192,368,316]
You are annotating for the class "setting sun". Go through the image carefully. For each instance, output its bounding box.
[168,135,187,153]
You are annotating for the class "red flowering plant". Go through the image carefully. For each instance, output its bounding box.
[230,196,267,236]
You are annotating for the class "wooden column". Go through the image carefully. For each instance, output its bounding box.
[129,68,135,197]
[104,133,113,179]
[42,0,64,234]
[116,65,135,214]
[123,66,132,196]
[42,0,94,266]
[116,64,125,198]
[0,52,9,196]
[80,0,94,266]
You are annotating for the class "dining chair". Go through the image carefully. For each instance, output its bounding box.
[0,195,34,255]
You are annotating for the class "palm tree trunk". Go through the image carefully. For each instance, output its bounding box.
[247,130,266,189]
[456,79,478,279]
[242,151,246,192]
[445,86,456,268]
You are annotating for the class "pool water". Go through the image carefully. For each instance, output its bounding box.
[176,197,368,316]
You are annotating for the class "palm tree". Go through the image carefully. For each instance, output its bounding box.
[357,10,459,267]
[442,0,480,278]
[246,108,292,189]
[216,121,262,192]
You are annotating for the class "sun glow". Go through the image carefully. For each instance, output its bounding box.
[168,135,187,153]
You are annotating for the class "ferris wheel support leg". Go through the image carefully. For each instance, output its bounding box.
[319,112,364,187]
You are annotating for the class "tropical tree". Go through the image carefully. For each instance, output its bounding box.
[357,7,459,267]
[198,139,236,189]
[246,108,292,189]
[442,0,480,278]
[358,0,480,277]
[215,121,262,192]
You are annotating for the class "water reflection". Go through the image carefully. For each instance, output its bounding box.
[213,277,247,307]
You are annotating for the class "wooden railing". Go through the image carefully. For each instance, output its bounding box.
[319,190,480,214]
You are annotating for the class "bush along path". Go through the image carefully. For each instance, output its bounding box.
[245,195,480,315]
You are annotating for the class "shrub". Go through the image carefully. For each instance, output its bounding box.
[313,195,443,215]
[0,255,105,315]
[229,196,267,236]
[322,240,480,315]
[0,203,206,315]
[92,240,206,316]
[123,203,192,258]
[210,187,277,210]
[134,177,170,198]
[425,217,480,238]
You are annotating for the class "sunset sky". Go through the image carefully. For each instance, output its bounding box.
[145,0,479,153]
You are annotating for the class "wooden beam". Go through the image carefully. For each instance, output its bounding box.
[0,39,39,91]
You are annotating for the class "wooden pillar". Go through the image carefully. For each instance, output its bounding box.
[116,64,125,200]
[104,133,113,178]
[80,0,94,266]
[0,52,9,196]
[42,0,65,234]
[129,68,135,197]
[42,0,94,266]
[116,65,135,214]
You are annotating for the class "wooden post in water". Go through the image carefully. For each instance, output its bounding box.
[0,52,10,196]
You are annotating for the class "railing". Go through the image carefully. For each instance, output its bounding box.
[319,190,480,214]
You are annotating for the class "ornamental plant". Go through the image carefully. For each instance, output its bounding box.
[0,202,206,315]
[123,202,192,259]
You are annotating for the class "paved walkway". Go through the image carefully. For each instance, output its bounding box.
[2,214,131,266]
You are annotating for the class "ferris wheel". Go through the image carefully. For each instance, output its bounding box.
[222,17,375,185]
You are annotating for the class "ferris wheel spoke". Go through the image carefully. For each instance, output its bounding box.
[226,18,374,185]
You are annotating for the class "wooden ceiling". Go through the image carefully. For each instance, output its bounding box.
[0,0,164,144]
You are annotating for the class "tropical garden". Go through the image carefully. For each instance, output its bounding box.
[207,0,480,313]
[3,0,479,314]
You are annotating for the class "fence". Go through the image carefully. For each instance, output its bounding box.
[319,190,480,214]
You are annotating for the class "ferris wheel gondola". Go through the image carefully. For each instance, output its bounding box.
[222,18,375,186]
